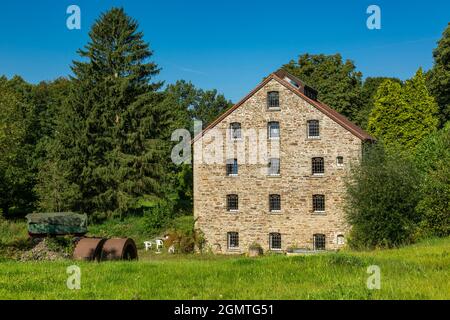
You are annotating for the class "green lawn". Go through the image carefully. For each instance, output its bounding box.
[0,237,448,300]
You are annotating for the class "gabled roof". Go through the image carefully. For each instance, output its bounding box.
[193,69,375,143]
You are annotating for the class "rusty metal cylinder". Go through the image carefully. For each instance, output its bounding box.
[73,238,106,261]
[100,238,138,261]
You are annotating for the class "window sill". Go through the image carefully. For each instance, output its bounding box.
[306,137,321,140]
[267,174,281,178]
[270,248,283,252]
[268,137,280,141]
[226,174,239,177]
[267,107,281,111]
[227,248,241,252]
[312,211,326,215]
[227,210,239,213]
[310,174,324,178]
[269,210,282,214]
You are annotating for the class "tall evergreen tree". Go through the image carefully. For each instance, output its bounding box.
[427,23,450,125]
[44,8,170,218]
[283,53,363,122]
[368,69,439,152]
[357,77,402,129]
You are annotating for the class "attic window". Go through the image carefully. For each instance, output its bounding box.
[304,86,318,101]
[267,91,279,109]
[284,76,299,88]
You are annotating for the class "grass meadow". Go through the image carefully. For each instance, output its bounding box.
[0,235,449,300]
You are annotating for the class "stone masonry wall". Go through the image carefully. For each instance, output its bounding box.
[193,79,363,254]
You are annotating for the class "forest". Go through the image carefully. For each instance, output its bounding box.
[0,8,448,249]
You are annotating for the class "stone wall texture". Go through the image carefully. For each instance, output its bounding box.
[193,78,363,254]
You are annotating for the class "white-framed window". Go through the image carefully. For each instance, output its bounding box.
[312,194,325,213]
[226,159,238,176]
[268,121,280,139]
[269,232,282,250]
[230,122,241,140]
[269,194,281,212]
[307,120,320,138]
[267,91,280,109]
[268,158,280,176]
[226,194,239,211]
[227,232,239,249]
[337,234,345,245]
[313,234,326,250]
[336,156,344,167]
[312,157,324,175]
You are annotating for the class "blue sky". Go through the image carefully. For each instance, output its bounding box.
[0,0,448,102]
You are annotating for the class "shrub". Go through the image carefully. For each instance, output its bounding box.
[414,124,450,237]
[143,199,174,232]
[345,143,422,249]
[164,216,205,253]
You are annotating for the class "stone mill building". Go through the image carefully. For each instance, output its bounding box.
[193,69,374,253]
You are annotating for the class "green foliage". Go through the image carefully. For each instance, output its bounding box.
[427,24,450,125]
[283,53,363,122]
[368,69,439,152]
[345,144,422,249]
[357,77,402,129]
[0,81,35,216]
[143,199,174,232]
[414,124,450,237]
[165,215,205,253]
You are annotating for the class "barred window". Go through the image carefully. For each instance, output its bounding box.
[312,157,324,175]
[313,234,326,250]
[268,121,280,139]
[267,91,279,109]
[307,120,320,138]
[337,234,345,245]
[230,122,241,140]
[226,194,239,211]
[313,194,325,212]
[269,194,281,212]
[226,159,238,176]
[269,233,282,250]
[268,158,280,176]
[336,156,344,167]
[227,232,239,248]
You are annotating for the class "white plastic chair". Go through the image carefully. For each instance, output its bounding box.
[155,239,164,253]
[168,245,175,254]
[144,241,152,251]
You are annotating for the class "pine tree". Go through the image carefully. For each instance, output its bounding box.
[49,8,171,218]
[368,69,439,152]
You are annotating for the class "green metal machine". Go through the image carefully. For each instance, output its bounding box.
[25,212,88,237]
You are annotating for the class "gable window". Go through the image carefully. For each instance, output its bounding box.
[337,234,345,245]
[307,120,320,138]
[268,121,280,139]
[227,232,239,249]
[269,194,281,212]
[312,157,324,175]
[268,158,280,176]
[313,194,325,213]
[226,194,239,211]
[230,122,241,140]
[313,234,326,250]
[336,156,344,167]
[269,233,282,250]
[226,159,238,176]
[267,91,279,109]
